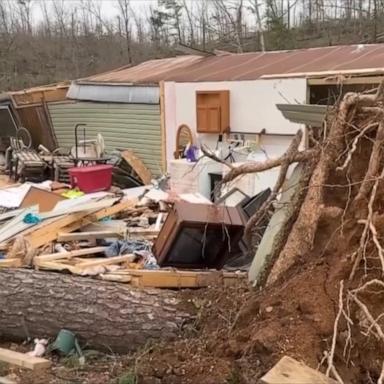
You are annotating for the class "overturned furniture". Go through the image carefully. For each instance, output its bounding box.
[153,202,245,269]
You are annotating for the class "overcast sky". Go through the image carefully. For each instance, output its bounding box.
[31,0,158,22]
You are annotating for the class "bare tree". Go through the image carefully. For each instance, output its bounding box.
[117,0,133,63]
[248,0,266,51]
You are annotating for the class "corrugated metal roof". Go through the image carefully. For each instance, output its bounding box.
[81,55,203,84]
[81,44,384,84]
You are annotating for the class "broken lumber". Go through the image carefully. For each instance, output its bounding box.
[22,199,137,249]
[57,231,122,242]
[0,259,22,268]
[34,246,107,262]
[260,356,337,384]
[103,269,246,288]
[0,347,51,370]
[74,254,135,269]
[0,269,194,353]
[121,150,152,185]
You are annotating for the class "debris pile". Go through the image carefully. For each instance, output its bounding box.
[133,86,384,383]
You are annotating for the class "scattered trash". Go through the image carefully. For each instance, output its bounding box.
[27,339,48,358]
[22,213,42,224]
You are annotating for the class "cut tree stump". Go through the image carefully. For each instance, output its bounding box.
[0,269,194,353]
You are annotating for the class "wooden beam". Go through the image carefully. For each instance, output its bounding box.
[121,150,152,185]
[123,269,246,288]
[308,75,384,86]
[99,273,132,283]
[159,80,167,173]
[57,231,123,242]
[0,259,22,268]
[24,211,92,249]
[0,376,17,384]
[261,67,384,80]
[25,199,137,248]
[35,246,107,262]
[0,347,51,370]
[260,356,337,384]
[34,260,78,273]
[75,254,135,269]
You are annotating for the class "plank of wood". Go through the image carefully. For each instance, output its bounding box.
[59,199,138,235]
[34,260,78,273]
[0,347,51,370]
[25,211,91,249]
[57,231,123,242]
[20,187,66,213]
[127,269,246,288]
[0,258,22,268]
[260,356,337,384]
[99,273,132,283]
[261,67,384,80]
[159,80,167,173]
[26,199,137,249]
[75,254,135,269]
[34,246,107,262]
[308,75,384,86]
[121,150,152,185]
[0,376,17,384]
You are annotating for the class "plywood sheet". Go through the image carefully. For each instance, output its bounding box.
[21,187,66,212]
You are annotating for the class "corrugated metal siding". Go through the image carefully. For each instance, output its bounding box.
[48,102,162,176]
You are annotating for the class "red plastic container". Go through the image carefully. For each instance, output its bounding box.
[69,165,113,193]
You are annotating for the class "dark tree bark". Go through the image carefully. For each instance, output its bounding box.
[0,269,194,353]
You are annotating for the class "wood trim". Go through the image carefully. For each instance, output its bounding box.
[159,81,167,173]
[308,75,384,85]
[262,68,384,80]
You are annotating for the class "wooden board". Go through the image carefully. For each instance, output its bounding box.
[0,347,51,370]
[34,260,78,273]
[57,231,123,242]
[0,376,17,384]
[34,246,107,262]
[25,199,137,249]
[260,356,337,384]
[0,259,22,268]
[75,254,135,269]
[121,150,152,185]
[159,80,167,173]
[108,269,246,288]
[20,187,66,213]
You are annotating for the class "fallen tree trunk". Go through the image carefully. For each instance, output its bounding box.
[0,269,194,353]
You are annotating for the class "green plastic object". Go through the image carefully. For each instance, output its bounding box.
[47,329,83,357]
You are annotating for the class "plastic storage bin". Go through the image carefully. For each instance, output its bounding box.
[69,164,113,193]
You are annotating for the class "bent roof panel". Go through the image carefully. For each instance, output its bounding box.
[81,44,384,84]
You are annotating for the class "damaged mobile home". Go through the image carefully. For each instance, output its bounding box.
[1,43,384,382]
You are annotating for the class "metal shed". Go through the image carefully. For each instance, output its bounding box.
[48,101,162,176]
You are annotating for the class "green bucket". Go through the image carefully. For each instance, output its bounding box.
[47,329,83,357]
